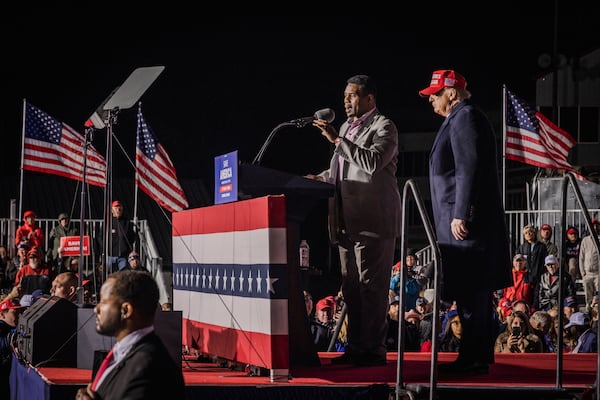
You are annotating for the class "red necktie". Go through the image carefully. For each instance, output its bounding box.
[91,348,114,391]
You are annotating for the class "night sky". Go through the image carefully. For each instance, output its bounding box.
[2,11,599,201]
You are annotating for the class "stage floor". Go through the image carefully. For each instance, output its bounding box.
[30,352,598,400]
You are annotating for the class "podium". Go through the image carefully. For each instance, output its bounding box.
[238,164,334,223]
[239,164,335,366]
[172,165,333,380]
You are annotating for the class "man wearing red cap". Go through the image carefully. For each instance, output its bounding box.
[539,224,558,257]
[565,226,582,282]
[15,210,44,251]
[14,247,54,294]
[419,69,511,375]
[579,219,600,314]
[0,298,27,398]
[108,200,137,272]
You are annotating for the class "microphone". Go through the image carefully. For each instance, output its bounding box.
[289,108,335,128]
[252,107,336,165]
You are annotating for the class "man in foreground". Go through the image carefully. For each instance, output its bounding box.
[76,270,184,399]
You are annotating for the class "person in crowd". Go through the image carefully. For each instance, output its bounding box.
[415,296,434,350]
[310,297,336,352]
[563,296,578,321]
[418,69,511,374]
[50,271,79,302]
[494,310,542,353]
[439,309,462,353]
[529,310,554,352]
[571,304,598,353]
[19,288,44,307]
[14,247,54,295]
[389,260,421,312]
[579,219,600,314]
[563,311,590,352]
[3,260,17,292]
[12,243,29,273]
[498,253,534,319]
[108,200,137,273]
[125,251,147,272]
[548,307,568,353]
[75,270,184,400]
[404,249,429,289]
[565,226,582,281]
[537,255,576,312]
[15,210,44,251]
[403,309,423,352]
[305,74,401,367]
[0,245,15,290]
[517,225,548,307]
[46,212,79,274]
[511,299,531,317]
[0,298,27,399]
[385,296,420,352]
[539,224,558,257]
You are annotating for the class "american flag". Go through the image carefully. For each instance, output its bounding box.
[505,90,579,175]
[23,102,107,187]
[136,104,188,213]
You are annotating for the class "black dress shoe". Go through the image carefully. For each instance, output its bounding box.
[438,360,489,375]
[330,353,355,365]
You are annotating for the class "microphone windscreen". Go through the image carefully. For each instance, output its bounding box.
[314,108,335,123]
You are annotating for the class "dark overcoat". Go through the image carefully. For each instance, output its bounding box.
[428,100,512,298]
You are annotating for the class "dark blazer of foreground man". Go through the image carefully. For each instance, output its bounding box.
[76,270,184,400]
[419,69,511,375]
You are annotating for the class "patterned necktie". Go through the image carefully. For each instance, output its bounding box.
[91,348,114,391]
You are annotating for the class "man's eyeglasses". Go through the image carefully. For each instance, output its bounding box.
[128,256,139,261]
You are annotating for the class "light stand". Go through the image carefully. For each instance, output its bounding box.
[77,127,94,304]
[81,66,165,301]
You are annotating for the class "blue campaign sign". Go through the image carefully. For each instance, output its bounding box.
[214,151,238,204]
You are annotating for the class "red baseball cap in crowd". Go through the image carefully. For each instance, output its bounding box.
[0,298,26,312]
[419,69,467,97]
[567,227,578,235]
[111,200,122,207]
[316,298,333,311]
[27,248,41,259]
[541,224,552,231]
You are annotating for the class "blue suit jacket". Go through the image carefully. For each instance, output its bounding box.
[429,100,511,294]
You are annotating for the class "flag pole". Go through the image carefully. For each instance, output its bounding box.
[18,99,27,222]
[133,102,141,251]
[502,86,507,209]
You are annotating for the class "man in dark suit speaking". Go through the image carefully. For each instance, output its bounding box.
[76,270,184,399]
[419,69,511,374]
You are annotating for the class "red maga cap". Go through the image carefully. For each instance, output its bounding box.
[0,298,26,311]
[419,69,467,97]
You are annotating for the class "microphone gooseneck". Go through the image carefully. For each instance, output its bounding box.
[252,107,336,165]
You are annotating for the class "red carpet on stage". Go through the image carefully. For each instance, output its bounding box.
[30,351,596,399]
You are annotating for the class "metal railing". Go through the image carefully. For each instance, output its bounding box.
[1,216,171,305]
[416,208,600,269]
[396,173,599,400]
[395,179,441,400]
